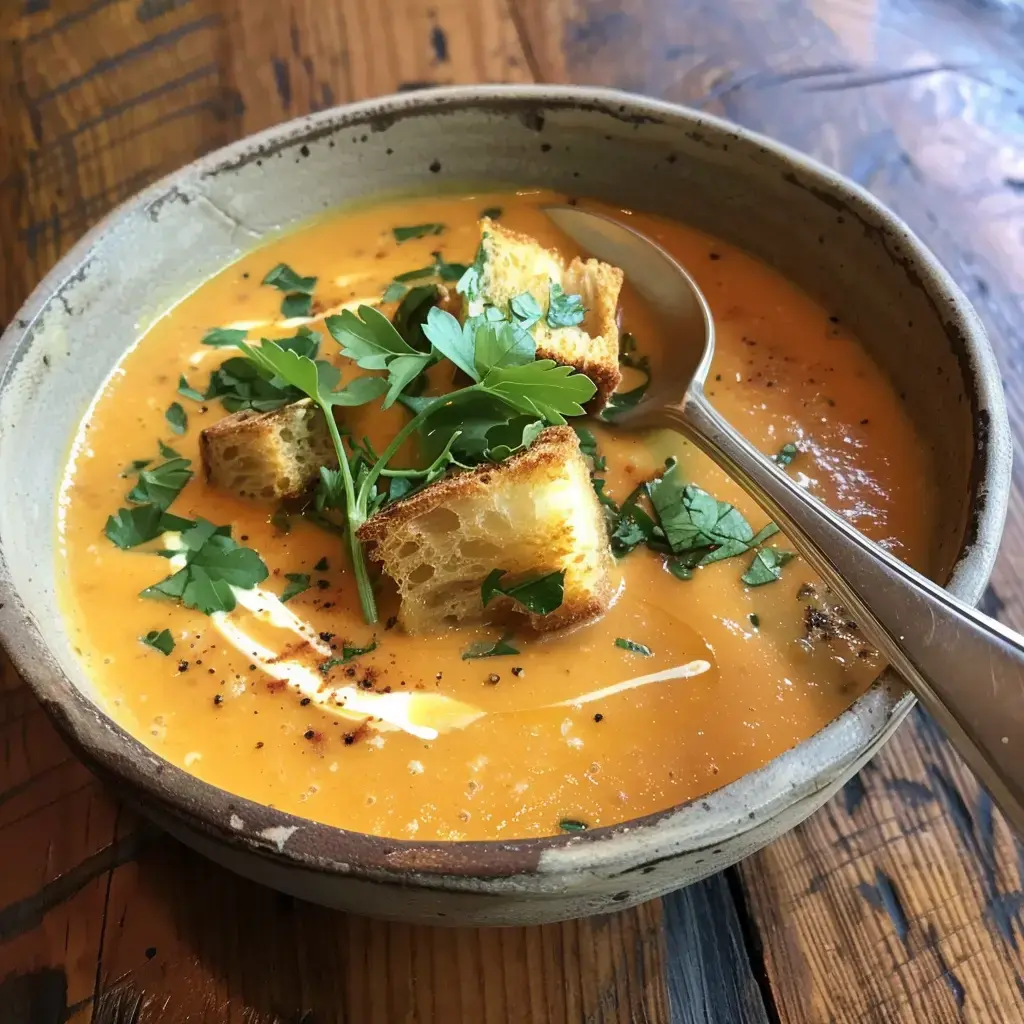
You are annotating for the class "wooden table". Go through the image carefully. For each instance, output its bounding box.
[3,1,1024,1020]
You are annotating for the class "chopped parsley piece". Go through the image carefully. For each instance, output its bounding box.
[314,556,329,572]
[120,458,151,478]
[456,238,487,302]
[158,440,180,459]
[393,252,467,284]
[601,334,651,421]
[741,547,795,587]
[262,263,317,294]
[510,291,543,329]
[127,455,193,510]
[105,506,191,549]
[572,425,606,470]
[320,640,378,672]
[165,402,187,435]
[749,613,761,629]
[615,637,653,656]
[280,292,313,319]
[559,819,588,832]
[201,327,247,348]
[392,284,441,352]
[140,629,175,655]
[481,569,565,615]
[140,518,269,615]
[392,223,445,242]
[281,573,311,602]
[546,282,585,328]
[177,375,205,402]
[462,635,520,660]
[382,281,407,303]
[774,442,799,467]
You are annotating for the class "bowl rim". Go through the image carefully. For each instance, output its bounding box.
[0,83,1011,887]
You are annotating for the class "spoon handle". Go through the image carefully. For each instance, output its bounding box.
[668,391,1024,833]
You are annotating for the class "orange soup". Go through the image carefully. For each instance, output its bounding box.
[57,191,938,840]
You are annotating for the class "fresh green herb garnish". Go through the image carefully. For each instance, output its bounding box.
[462,634,520,659]
[393,252,468,285]
[774,442,799,467]
[140,629,175,655]
[262,263,317,294]
[320,639,378,673]
[105,506,192,549]
[165,402,187,435]
[262,263,317,319]
[546,282,585,329]
[615,637,653,656]
[281,292,313,319]
[741,547,795,587]
[140,518,268,615]
[281,573,311,602]
[572,425,606,470]
[559,819,588,832]
[481,569,565,615]
[202,327,248,348]
[481,206,503,219]
[392,223,444,242]
[749,613,760,629]
[456,239,487,302]
[382,281,407,303]
[232,303,595,624]
[510,291,543,330]
[120,458,152,477]
[392,284,441,353]
[601,333,651,422]
[158,440,180,459]
[314,556,329,572]
[127,456,193,509]
[177,375,205,402]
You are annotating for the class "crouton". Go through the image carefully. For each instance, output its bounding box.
[200,399,336,500]
[472,218,624,407]
[357,426,619,633]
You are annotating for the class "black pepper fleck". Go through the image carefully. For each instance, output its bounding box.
[316,579,330,590]
[487,673,500,684]
[300,697,311,706]
[177,660,189,672]
[385,615,398,630]
[511,666,524,677]
[213,694,223,705]
[319,631,334,642]
[304,729,315,739]
[256,741,264,749]
[594,713,604,723]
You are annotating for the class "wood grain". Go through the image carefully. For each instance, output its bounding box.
[2,0,1024,1021]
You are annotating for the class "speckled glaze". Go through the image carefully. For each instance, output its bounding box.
[0,86,1010,926]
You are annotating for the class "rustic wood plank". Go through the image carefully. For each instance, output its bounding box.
[520,0,1024,1019]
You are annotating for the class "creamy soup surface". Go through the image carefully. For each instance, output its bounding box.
[57,190,938,840]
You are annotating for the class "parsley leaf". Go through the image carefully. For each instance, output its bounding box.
[140,518,269,614]
[382,281,407,303]
[615,637,652,656]
[482,569,565,615]
[473,319,536,378]
[393,223,445,242]
[774,442,799,467]
[559,818,588,832]
[202,327,248,348]
[456,239,487,302]
[158,440,180,459]
[601,333,651,422]
[177,375,205,402]
[314,556,329,571]
[422,306,479,380]
[120,458,151,477]
[262,263,317,294]
[281,573,310,602]
[392,284,440,352]
[546,282,585,328]
[165,402,187,435]
[480,361,596,423]
[105,506,192,549]
[281,292,313,319]
[320,639,377,672]
[393,252,467,285]
[140,629,175,655]
[572,426,606,470]
[741,547,795,586]
[462,634,520,659]
[127,456,193,510]
[510,291,543,329]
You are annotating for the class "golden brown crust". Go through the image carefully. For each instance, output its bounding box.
[357,426,579,546]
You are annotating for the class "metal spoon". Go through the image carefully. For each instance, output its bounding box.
[546,204,1024,833]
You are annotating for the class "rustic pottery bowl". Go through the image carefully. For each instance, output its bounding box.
[0,86,1010,926]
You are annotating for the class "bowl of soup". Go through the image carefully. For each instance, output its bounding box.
[0,86,1010,925]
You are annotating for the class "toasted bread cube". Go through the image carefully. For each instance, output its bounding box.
[200,399,336,500]
[473,218,624,407]
[357,426,619,633]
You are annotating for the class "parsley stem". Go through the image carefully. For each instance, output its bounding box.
[355,386,481,514]
[318,401,377,624]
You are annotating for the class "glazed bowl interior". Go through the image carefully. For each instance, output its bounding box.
[0,87,1009,921]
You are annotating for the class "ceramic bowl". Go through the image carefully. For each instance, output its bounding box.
[0,85,1010,926]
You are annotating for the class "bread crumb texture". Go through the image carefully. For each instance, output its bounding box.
[475,218,623,407]
[358,426,619,633]
[200,398,336,499]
